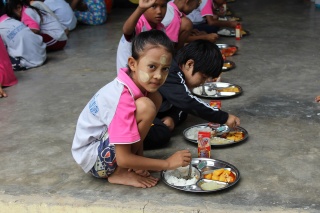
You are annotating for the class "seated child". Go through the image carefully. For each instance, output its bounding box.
[73,0,107,25]
[0,1,46,71]
[187,0,238,34]
[6,0,68,51]
[144,39,240,149]
[161,0,218,50]
[116,0,167,71]
[72,30,191,188]
[0,37,18,98]
[43,0,77,31]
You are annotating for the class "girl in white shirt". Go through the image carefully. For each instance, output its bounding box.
[6,0,68,51]
[0,1,46,71]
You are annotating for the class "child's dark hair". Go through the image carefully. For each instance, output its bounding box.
[131,30,174,61]
[5,0,44,21]
[0,1,5,16]
[175,40,224,78]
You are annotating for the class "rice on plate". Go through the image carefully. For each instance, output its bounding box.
[164,166,199,186]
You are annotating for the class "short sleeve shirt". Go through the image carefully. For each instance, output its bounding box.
[161,1,183,42]
[116,15,165,72]
[187,0,214,25]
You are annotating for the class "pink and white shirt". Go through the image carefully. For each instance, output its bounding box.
[72,68,146,173]
[161,1,184,42]
[21,6,67,41]
[187,0,214,25]
[116,14,165,72]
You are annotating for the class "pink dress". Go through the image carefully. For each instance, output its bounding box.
[0,38,18,87]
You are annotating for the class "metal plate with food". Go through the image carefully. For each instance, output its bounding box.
[222,60,236,71]
[183,123,248,146]
[217,44,238,57]
[217,28,250,37]
[192,82,242,99]
[218,16,242,22]
[161,158,240,193]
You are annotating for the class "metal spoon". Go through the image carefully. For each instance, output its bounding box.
[201,84,208,96]
[184,162,192,180]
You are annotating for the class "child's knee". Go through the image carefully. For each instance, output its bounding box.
[180,17,193,32]
[136,97,157,116]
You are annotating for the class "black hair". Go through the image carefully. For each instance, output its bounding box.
[0,1,5,16]
[131,29,175,61]
[175,40,224,78]
[5,0,44,22]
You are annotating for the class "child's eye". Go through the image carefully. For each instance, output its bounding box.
[163,67,170,72]
[148,65,156,69]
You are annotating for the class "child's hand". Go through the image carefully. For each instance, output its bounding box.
[166,150,191,170]
[205,33,219,43]
[225,114,240,128]
[315,96,320,103]
[139,0,157,9]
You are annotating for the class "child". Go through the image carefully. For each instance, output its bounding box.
[144,39,240,149]
[161,0,200,50]
[73,0,107,25]
[116,0,167,71]
[43,0,77,31]
[5,0,68,51]
[187,0,238,34]
[0,1,46,71]
[0,37,18,98]
[72,30,191,188]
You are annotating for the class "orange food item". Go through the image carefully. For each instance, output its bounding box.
[204,169,236,183]
[220,47,237,57]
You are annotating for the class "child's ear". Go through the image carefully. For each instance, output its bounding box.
[127,57,137,71]
[185,59,195,71]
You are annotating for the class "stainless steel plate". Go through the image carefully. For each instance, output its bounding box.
[192,82,242,99]
[183,123,248,147]
[217,28,250,37]
[223,60,236,71]
[161,158,240,193]
[216,44,239,50]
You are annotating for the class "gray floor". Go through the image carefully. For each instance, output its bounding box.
[1,0,320,212]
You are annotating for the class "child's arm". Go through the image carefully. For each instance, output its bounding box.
[123,0,157,36]
[205,15,238,28]
[187,32,219,43]
[115,144,191,171]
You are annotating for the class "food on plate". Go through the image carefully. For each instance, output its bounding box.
[185,126,245,144]
[204,169,236,183]
[164,166,199,186]
[218,29,231,36]
[225,131,244,142]
[217,87,240,93]
[199,181,225,190]
[223,62,232,68]
[241,30,247,36]
[220,47,237,57]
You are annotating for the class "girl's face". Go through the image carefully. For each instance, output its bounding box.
[128,46,172,94]
[181,60,208,88]
[143,0,167,28]
[13,4,22,18]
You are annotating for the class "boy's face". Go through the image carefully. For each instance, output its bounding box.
[182,0,201,15]
[182,60,208,88]
[128,46,172,93]
[144,0,167,27]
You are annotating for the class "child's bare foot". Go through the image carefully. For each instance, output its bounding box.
[108,167,159,188]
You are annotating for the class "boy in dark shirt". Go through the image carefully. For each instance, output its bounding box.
[144,39,240,149]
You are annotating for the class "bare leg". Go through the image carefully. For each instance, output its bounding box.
[176,17,193,50]
[108,97,159,188]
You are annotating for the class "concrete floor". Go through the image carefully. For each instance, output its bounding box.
[1,0,320,212]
